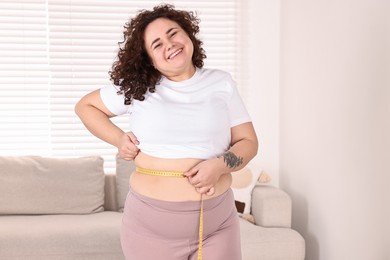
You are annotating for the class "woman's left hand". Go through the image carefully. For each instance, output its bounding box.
[184,158,224,195]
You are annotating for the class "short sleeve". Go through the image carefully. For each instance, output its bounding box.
[100,85,130,115]
[228,80,252,127]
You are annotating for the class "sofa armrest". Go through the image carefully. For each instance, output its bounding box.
[251,185,292,228]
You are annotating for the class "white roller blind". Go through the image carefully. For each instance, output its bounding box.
[0,0,239,172]
[0,1,50,154]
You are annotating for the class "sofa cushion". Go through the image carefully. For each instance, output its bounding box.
[0,156,105,215]
[0,212,125,260]
[239,218,306,260]
[115,154,135,212]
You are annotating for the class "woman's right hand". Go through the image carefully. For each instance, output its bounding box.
[117,132,140,161]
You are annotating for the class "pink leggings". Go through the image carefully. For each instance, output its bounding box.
[120,188,242,260]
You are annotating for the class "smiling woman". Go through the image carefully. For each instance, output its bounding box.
[75,4,258,260]
[109,4,206,105]
[144,18,195,80]
[0,0,241,174]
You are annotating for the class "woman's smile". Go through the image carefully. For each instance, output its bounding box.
[167,48,183,60]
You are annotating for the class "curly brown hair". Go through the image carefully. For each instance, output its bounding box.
[109,4,206,105]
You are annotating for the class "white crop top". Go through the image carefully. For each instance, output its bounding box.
[100,68,251,159]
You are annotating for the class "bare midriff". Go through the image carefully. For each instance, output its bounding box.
[131,152,232,201]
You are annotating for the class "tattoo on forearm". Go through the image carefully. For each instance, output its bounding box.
[219,151,243,169]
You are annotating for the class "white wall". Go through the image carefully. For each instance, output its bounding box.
[279,0,390,259]
[239,0,280,185]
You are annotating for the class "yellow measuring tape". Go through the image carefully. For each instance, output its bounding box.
[136,167,204,260]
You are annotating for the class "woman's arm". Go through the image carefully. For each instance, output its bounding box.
[219,122,259,171]
[75,90,139,160]
[184,122,258,194]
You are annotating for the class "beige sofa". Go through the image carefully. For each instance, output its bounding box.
[0,156,305,260]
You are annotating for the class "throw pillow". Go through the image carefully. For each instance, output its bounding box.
[0,156,105,215]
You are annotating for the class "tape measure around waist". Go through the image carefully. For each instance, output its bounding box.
[135,167,204,260]
[135,167,185,178]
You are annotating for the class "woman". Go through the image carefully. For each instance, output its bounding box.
[75,4,258,260]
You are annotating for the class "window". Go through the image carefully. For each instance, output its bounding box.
[0,0,240,172]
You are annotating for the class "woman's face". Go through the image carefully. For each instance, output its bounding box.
[144,18,195,81]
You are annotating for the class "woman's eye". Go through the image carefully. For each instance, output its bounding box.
[170,31,177,37]
[154,43,161,49]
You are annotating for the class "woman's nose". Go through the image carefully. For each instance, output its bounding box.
[166,39,175,51]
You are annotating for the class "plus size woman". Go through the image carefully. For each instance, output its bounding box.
[75,4,258,260]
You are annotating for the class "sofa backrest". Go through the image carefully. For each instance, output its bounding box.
[102,155,136,212]
[115,154,135,212]
[103,172,119,211]
[0,156,105,215]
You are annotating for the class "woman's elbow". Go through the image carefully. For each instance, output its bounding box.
[252,139,259,158]
[250,133,259,158]
[74,99,84,118]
